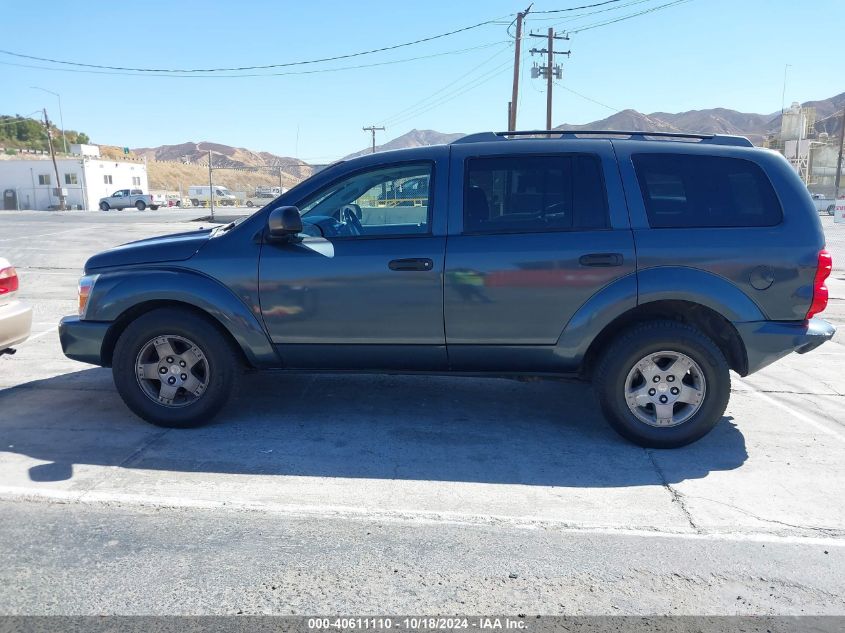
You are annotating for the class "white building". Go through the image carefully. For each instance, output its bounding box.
[69,143,101,157]
[0,156,149,211]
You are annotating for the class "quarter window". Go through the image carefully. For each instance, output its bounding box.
[299,163,432,237]
[463,154,609,234]
[632,153,783,228]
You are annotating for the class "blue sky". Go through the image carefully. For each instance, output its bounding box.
[2,0,842,161]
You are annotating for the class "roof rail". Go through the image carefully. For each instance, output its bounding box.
[453,130,754,147]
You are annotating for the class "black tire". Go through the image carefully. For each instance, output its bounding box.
[112,308,242,428]
[99,202,109,211]
[150,205,159,210]
[191,198,200,206]
[246,201,254,207]
[828,205,835,216]
[593,320,730,448]
[135,200,146,211]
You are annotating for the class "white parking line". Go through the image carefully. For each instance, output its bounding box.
[25,327,58,342]
[0,485,842,547]
[0,228,84,243]
[735,377,845,443]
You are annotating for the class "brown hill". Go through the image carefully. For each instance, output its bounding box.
[556,92,845,144]
[132,141,315,184]
[343,129,465,160]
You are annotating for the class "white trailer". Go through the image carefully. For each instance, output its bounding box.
[187,185,238,207]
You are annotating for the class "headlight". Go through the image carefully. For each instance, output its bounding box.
[78,274,99,318]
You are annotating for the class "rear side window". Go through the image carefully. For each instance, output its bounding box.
[632,153,782,228]
[464,154,609,234]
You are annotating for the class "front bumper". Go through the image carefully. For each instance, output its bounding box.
[735,317,836,375]
[58,316,111,366]
[0,299,33,351]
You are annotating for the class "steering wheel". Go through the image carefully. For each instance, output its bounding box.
[340,204,364,236]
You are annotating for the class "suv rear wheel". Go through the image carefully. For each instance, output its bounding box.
[135,200,146,211]
[593,320,730,448]
[112,308,242,428]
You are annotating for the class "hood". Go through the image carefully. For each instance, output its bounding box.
[85,229,213,271]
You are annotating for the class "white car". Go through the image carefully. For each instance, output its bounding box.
[0,259,32,355]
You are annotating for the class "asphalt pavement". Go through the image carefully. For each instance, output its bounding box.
[0,209,844,615]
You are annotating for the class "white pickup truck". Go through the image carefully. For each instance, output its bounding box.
[810,193,836,216]
[99,189,159,211]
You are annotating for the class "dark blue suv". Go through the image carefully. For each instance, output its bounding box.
[59,131,835,447]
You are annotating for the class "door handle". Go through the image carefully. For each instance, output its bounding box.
[579,253,623,267]
[389,258,434,272]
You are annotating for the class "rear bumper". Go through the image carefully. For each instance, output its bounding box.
[0,299,33,351]
[735,318,836,375]
[58,316,111,366]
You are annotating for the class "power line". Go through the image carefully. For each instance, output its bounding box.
[532,0,627,13]
[380,44,513,126]
[386,60,514,127]
[527,0,652,21]
[568,0,691,33]
[557,84,621,112]
[0,111,43,126]
[0,41,509,79]
[0,17,512,74]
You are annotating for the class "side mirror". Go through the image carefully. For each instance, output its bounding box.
[267,206,303,239]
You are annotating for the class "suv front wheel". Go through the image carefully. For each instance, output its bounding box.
[594,320,730,448]
[112,308,242,428]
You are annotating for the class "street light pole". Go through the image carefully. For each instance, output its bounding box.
[31,87,67,154]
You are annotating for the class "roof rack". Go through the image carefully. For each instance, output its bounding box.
[453,130,754,147]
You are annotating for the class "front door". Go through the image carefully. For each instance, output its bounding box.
[259,159,447,370]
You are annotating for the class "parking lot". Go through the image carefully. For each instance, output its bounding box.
[1,209,844,614]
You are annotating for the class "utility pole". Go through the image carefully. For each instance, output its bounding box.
[363,126,385,153]
[31,87,67,153]
[43,108,65,211]
[278,165,283,192]
[208,149,214,221]
[530,29,570,130]
[834,106,845,202]
[509,4,531,131]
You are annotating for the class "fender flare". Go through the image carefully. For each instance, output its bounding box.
[554,267,764,370]
[554,273,638,368]
[87,267,279,367]
[636,266,766,322]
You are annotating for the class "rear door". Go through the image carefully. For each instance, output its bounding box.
[445,139,636,370]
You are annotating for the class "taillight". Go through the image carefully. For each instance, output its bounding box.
[0,266,19,295]
[806,249,832,319]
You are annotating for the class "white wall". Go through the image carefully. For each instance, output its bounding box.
[0,158,148,210]
[83,159,149,210]
[70,144,100,157]
[0,158,85,210]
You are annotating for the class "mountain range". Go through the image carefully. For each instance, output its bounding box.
[131,141,315,182]
[557,92,845,144]
[130,92,845,175]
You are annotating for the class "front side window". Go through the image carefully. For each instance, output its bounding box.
[464,154,609,234]
[299,163,432,238]
[633,153,783,228]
